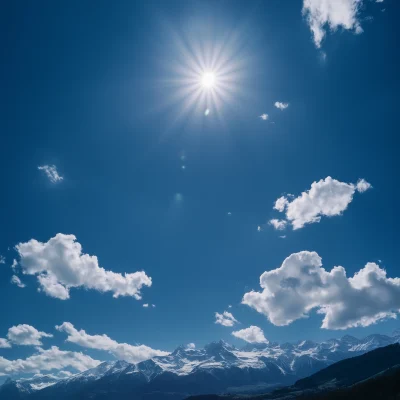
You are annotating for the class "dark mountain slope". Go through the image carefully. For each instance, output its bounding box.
[186,344,400,400]
[296,343,400,389]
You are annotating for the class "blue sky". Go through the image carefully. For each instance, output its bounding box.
[0,0,399,380]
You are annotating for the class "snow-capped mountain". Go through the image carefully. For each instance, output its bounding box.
[1,332,399,400]
[0,375,60,399]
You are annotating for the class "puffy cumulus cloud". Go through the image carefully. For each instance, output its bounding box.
[7,325,53,346]
[271,177,371,230]
[38,165,63,183]
[274,102,289,110]
[0,339,11,349]
[186,343,196,349]
[232,326,269,344]
[16,233,152,300]
[302,0,363,48]
[56,322,169,363]
[215,311,238,327]
[0,346,100,375]
[242,251,400,330]
[268,219,287,231]
[11,275,26,288]
[259,114,269,121]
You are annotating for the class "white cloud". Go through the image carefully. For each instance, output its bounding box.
[38,165,63,183]
[143,303,149,308]
[274,196,289,212]
[11,275,26,288]
[274,102,289,110]
[186,343,196,349]
[242,251,400,330]
[0,346,100,375]
[302,0,363,48]
[7,324,53,346]
[268,219,287,231]
[0,255,5,264]
[11,259,18,270]
[0,339,11,349]
[56,322,169,363]
[16,233,152,300]
[259,114,269,121]
[271,177,371,230]
[232,326,269,344]
[215,311,238,327]
[356,178,372,193]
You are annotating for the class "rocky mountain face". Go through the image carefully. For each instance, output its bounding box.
[1,331,399,400]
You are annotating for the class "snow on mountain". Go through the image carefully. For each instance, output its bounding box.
[1,332,399,399]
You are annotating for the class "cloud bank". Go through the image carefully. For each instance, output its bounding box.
[0,346,100,376]
[56,322,169,363]
[15,233,152,300]
[243,251,400,330]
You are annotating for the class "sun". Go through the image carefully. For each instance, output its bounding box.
[156,18,252,126]
[201,72,216,89]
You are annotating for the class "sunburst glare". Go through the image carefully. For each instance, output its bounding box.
[154,15,255,130]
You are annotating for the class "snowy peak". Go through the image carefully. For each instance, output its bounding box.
[3,330,400,399]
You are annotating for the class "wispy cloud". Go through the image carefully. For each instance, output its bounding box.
[215,311,238,327]
[38,165,63,183]
[11,275,26,288]
[259,114,268,121]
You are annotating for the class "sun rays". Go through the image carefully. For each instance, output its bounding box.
[154,15,254,131]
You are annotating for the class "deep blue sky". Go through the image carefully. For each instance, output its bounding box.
[0,0,398,371]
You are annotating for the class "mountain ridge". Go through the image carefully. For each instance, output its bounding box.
[1,332,399,400]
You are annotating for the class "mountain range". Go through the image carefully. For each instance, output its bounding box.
[1,331,399,400]
[188,343,400,399]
